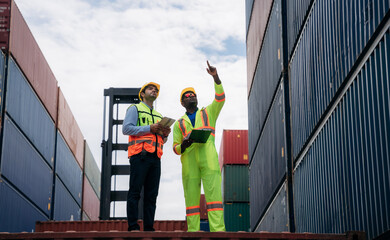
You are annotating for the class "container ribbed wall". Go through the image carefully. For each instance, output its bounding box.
[246,0,274,94]
[248,0,282,159]
[224,203,250,232]
[84,141,100,199]
[57,88,84,169]
[0,116,52,216]
[0,52,5,119]
[55,131,83,206]
[245,0,254,35]
[222,165,249,202]
[219,130,248,168]
[5,57,55,167]
[294,29,390,240]
[255,182,288,233]
[53,176,81,221]
[286,0,313,59]
[249,84,286,230]
[0,180,48,233]
[82,177,100,221]
[290,0,390,158]
[9,0,58,123]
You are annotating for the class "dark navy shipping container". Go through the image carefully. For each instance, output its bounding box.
[222,165,249,202]
[249,84,286,230]
[0,180,48,232]
[55,131,83,206]
[248,0,282,160]
[255,182,288,233]
[0,116,52,216]
[290,0,390,158]
[53,176,81,221]
[5,57,55,167]
[286,0,313,59]
[294,29,390,240]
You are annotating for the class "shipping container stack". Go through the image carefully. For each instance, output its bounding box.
[0,0,100,232]
[218,130,250,232]
[246,0,390,239]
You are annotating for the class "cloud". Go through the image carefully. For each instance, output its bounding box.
[15,0,247,220]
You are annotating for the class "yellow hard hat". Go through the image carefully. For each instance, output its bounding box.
[139,82,160,100]
[180,87,196,103]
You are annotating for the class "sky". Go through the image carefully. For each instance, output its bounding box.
[14,0,248,220]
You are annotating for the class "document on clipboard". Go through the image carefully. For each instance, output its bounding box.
[158,117,176,127]
[189,129,212,143]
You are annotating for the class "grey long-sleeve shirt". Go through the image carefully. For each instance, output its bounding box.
[122,103,152,136]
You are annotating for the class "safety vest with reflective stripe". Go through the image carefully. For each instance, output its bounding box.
[173,83,225,155]
[128,102,164,158]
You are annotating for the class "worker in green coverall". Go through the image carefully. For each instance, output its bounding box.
[172,61,226,232]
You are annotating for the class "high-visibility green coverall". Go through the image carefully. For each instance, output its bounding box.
[173,83,226,232]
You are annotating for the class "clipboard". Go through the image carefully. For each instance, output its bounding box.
[158,117,175,127]
[189,129,212,143]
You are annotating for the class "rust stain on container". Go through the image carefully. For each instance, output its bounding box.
[57,88,84,169]
[246,0,273,96]
[9,1,58,123]
[219,130,248,169]
[82,177,100,221]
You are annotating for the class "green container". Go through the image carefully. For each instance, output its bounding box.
[222,165,249,202]
[224,202,250,232]
[84,141,101,199]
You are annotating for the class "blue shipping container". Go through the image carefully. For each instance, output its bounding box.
[290,0,390,158]
[245,0,254,35]
[250,84,286,230]
[0,115,52,216]
[55,131,83,206]
[286,0,313,59]
[0,180,48,232]
[293,29,390,240]
[0,52,5,122]
[255,182,288,232]
[53,176,81,221]
[5,57,55,167]
[248,0,283,159]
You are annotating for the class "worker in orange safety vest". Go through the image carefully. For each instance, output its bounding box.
[123,82,171,231]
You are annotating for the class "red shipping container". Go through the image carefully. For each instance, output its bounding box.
[9,0,58,123]
[0,0,10,50]
[246,0,273,95]
[57,88,84,168]
[82,177,100,221]
[219,130,248,169]
[35,220,188,232]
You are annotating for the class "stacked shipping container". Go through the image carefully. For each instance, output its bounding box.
[219,130,250,232]
[246,0,390,239]
[0,0,100,232]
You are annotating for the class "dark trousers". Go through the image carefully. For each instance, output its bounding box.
[127,153,161,231]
